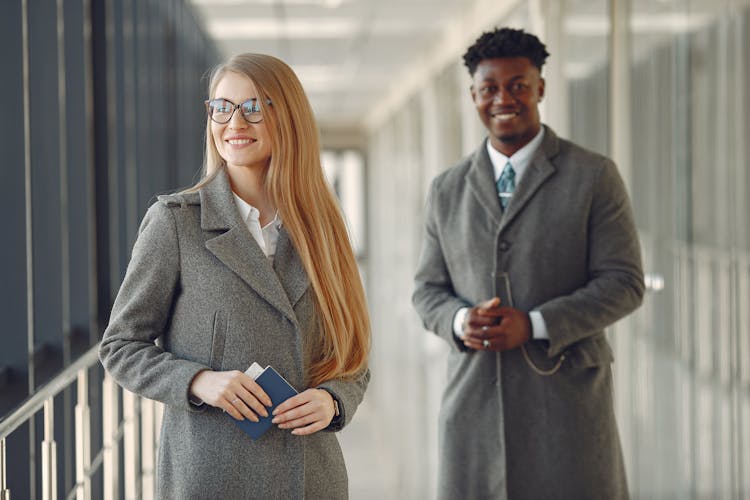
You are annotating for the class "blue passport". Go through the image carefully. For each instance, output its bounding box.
[232,364,298,440]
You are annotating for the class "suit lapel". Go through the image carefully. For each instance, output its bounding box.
[200,169,300,327]
[273,228,310,308]
[466,141,503,226]
[498,154,557,233]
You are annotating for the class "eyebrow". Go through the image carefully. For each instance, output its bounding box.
[479,74,529,83]
[213,97,259,102]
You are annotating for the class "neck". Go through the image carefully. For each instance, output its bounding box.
[225,164,276,225]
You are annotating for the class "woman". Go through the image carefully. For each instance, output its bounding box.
[99,53,370,499]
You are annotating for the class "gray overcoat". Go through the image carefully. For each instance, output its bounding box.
[413,126,644,500]
[99,169,368,499]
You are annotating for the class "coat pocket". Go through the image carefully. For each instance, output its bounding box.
[566,334,614,369]
[208,310,228,370]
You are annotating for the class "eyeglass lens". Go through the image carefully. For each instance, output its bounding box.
[207,98,263,123]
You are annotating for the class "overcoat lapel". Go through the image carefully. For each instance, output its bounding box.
[466,142,503,226]
[200,170,303,327]
[273,228,310,308]
[498,147,557,233]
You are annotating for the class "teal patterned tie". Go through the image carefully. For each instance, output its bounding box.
[496,161,516,210]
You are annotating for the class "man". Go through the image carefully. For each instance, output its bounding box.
[412,28,644,500]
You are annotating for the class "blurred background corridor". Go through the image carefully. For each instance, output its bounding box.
[1,0,749,498]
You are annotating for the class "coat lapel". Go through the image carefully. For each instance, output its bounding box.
[273,228,310,308]
[466,140,503,226]
[498,129,559,233]
[200,169,300,327]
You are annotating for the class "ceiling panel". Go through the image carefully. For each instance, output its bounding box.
[188,0,472,132]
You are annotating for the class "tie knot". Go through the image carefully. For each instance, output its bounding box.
[502,162,515,180]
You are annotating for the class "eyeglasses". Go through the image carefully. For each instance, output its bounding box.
[204,97,272,124]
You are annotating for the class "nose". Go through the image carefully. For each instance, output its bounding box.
[492,86,513,104]
[228,107,248,128]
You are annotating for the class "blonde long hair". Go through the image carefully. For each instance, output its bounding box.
[196,54,369,386]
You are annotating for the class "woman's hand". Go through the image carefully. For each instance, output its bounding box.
[189,370,272,421]
[271,389,336,436]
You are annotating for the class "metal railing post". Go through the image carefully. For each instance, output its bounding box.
[154,402,163,443]
[140,399,154,500]
[1,437,10,499]
[102,374,119,500]
[123,390,140,500]
[75,369,91,500]
[41,398,57,500]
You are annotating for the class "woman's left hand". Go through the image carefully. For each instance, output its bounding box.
[271,388,335,436]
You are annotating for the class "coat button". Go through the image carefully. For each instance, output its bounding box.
[498,241,510,251]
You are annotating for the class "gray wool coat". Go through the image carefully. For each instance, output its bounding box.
[99,169,369,500]
[413,126,644,500]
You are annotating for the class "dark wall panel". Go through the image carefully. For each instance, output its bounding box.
[0,0,219,498]
[0,0,30,414]
[29,0,64,387]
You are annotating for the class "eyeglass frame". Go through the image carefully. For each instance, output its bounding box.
[204,97,273,124]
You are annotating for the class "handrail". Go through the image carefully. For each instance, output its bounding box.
[0,344,100,440]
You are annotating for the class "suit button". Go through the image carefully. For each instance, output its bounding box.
[498,241,510,251]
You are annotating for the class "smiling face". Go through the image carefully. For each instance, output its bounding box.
[471,57,545,156]
[210,71,272,174]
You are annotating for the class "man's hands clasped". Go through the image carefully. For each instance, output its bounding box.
[189,370,335,435]
[461,297,532,352]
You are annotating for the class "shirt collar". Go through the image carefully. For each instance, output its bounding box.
[487,127,545,182]
[232,191,280,229]
[232,191,260,224]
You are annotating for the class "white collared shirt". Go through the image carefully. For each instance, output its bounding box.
[452,128,549,341]
[486,126,545,184]
[232,192,280,259]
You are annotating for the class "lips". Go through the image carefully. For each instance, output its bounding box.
[491,111,519,121]
[225,136,256,145]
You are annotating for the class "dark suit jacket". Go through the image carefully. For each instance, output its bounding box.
[413,126,644,500]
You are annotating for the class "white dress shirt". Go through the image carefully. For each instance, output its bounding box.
[232,192,280,259]
[453,129,550,340]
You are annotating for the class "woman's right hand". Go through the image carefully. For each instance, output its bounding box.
[189,370,272,421]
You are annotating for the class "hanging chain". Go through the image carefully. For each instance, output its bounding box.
[521,344,565,376]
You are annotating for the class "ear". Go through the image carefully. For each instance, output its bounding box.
[470,84,477,102]
[538,77,545,100]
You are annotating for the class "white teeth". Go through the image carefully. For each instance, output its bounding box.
[227,139,251,145]
[494,113,516,120]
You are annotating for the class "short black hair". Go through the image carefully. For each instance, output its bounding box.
[463,27,550,76]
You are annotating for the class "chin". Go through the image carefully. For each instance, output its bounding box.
[495,132,522,144]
